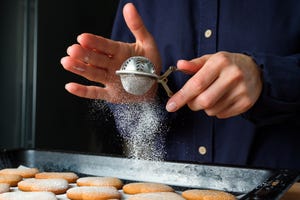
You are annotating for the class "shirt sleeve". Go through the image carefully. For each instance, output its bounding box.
[243,52,300,126]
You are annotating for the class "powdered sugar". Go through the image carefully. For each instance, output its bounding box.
[0,167,39,178]
[128,192,185,200]
[91,98,168,161]
[0,183,10,194]
[67,186,119,194]
[77,176,123,189]
[67,186,121,199]
[112,101,168,161]
[18,178,68,193]
[35,172,79,183]
[0,191,57,200]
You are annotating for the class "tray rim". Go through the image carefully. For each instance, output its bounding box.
[1,148,299,200]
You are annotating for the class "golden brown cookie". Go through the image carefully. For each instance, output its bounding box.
[35,172,79,183]
[18,178,69,195]
[77,176,123,189]
[0,166,39,178]
[66,186,121,200]
[0,184,10,194]
[0,174,23,186]
[128,192,185,200]
[122,182,174,194]
[182,189,236,200]
[0,191,57,200]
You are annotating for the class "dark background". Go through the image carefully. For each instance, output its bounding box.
[0,0,123,155]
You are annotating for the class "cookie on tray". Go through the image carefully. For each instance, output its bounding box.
[0,166,39,178]
[122,182,174,194]
[35,172,79,183]
[0,191,57,200]
[18,178,69,195]
[77,176,123,189]
[182,189,236,200]
[0,174,23,187]
[0,184,10,194]
[128,192,185,200]
[66,186,121,200]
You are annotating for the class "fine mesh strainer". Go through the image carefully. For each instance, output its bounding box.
[116,56,176,97]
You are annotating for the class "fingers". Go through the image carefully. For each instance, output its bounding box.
[61,56,108,84]
[167,52,262,119]
[76,33,121,56]
[166,56,220,112]
[191,83,252,118]
[177,55,211,74]
[66,44,118,69]
[215,99,252,118]
[176,60,199,75]
[65,82,109,100]
[186,61,243,111]
[61,3,159,103]
[186,75,235,111]
[123,3,153,44]
[64,82,154,103]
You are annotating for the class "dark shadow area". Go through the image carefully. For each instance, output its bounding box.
[35,0,123,155]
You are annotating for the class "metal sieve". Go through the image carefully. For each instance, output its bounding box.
[116,56,176,97]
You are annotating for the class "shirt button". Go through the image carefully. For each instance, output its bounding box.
[198,146,207,155]
[204,29,212,38]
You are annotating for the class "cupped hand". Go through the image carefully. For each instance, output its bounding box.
[61,3,161,103]
[166,52,263,118]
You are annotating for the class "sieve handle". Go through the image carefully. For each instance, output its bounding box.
[157,66,177,97]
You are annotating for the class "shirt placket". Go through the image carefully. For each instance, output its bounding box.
[193,0,219,163]
[197,0,218,55]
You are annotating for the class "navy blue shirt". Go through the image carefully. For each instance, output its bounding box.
[111,0,300,169]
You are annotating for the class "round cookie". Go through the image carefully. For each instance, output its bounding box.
[66,186,121,200]
[0,191,57,200]
[0,184,10,194]
[0,166,39,178]
[182,189,236,200]
[35,172,79,183]
[0,174,23,186]
[18,178,69,195]
[128,192,185,200]
[122,182,174,194]
[77,176,123,189]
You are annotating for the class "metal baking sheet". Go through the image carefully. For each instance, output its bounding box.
[0,149,299,199]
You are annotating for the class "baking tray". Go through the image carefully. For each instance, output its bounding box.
[0,149,299,199]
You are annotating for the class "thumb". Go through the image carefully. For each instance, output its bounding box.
[123,3,152,43]
[177,55,211,74]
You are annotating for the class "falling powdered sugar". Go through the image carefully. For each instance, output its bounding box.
[89,79,169,161]
[111,101,168,161]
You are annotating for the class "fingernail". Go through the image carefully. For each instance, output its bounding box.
[166,102,177,112]
[65,83,71,91]
[77,34,83,42]
[177,59,186,65]
[72,66,85,72]
[66,46,72,55]
[60,57,66,64]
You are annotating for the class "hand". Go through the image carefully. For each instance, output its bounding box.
[166,52,263,118]
[61,3,161,103]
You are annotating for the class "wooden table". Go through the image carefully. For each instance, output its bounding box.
[281,182,300,199]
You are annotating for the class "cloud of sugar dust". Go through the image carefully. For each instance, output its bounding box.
[111,102,169,161]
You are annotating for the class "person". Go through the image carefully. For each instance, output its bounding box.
[61,0,300,169]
